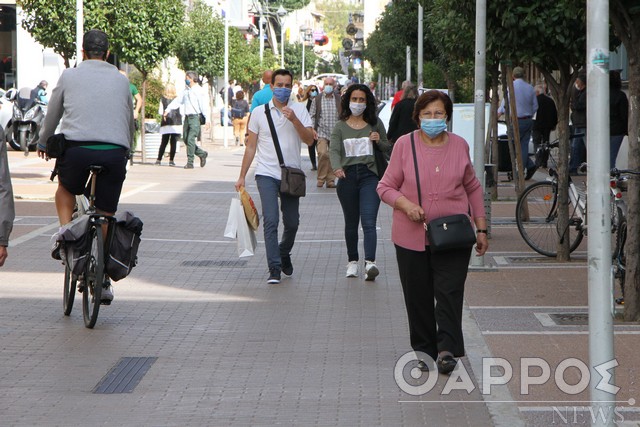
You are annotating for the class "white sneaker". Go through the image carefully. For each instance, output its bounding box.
[346,261,359,278]
[101,282,114,305]
[364,261,379,281]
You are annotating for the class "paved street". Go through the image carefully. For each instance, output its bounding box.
[1,130,639,426]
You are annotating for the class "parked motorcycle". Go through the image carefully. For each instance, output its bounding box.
[4,87,46,155]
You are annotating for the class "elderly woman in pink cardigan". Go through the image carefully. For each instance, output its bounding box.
[377,90,488,375]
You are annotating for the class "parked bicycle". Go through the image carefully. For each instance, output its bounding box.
[61,165,117,328]
[515,141,638,262]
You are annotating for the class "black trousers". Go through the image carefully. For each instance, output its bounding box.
[308,140,317,168]
[395,244,472,361]
[157,133,178,161]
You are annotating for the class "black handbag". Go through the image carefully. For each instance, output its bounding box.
[372,130,389,179]
[198,112,206,125]
[410,132,476,252]
[264,104,306,197]
[45,134,67,158]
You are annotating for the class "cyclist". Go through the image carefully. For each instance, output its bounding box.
[37,29,135,304]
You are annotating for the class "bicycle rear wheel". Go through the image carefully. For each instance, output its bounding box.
[82,223,104,328]
[516,181,584,257]
[63,264,76,316]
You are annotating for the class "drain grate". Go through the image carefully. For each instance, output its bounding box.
[181,260,248,267]
[93,357,157,394]
[548,313,588,326]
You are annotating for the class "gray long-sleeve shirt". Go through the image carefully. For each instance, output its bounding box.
[39,60,135,149]
[0,139,15,247]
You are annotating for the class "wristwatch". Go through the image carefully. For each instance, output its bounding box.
[476,229,488,234]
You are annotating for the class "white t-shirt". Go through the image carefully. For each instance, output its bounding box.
[248,100,313,180]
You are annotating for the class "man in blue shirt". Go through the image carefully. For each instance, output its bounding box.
[250,70,273,113]
[499,66,538,179]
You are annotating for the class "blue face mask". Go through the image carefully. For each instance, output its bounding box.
[310,90,318,97]
[421,118,447,138]
[273,87,292,103]
[185,79,191,87]
[323,85,334,95]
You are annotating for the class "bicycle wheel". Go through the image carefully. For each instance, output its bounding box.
[516,181,584,257]
[82,223,104,328]
[63,264,76,316]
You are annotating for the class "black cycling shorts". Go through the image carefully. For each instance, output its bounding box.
[56,146,128,213]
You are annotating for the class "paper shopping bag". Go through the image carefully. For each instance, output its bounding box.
[224,197,257,257]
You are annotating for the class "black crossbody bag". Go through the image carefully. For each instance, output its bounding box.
[410,132,476,252]
[264,104,306,197]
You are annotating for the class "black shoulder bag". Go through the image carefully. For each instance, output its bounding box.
[371,123,389,179]
[264,104,306,197]
[411,132,476,252]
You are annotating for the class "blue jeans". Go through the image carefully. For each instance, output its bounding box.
[518,118,534,170]
[255,174,300,271]
[336,164,381,262]
[610,135,624,170]
[569,127,586,172]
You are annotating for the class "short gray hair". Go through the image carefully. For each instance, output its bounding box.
[186,71,199,82]
[513,67,525,78]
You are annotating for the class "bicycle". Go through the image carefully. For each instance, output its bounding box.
[611,168,640,305]
[515,141,637,258]
[62,165,116,328]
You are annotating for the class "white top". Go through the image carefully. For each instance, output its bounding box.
[158,101,184,135]
[248,100,313,180]
[165,84,209,116]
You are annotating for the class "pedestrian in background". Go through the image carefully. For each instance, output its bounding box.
[310,76,341,188]
[0,139,15,267]
[569,71,587,175]
[250,70,273,112]
[164,71,209,169]
[377,90,488,374]
[156,83,182,166]
[235,69,314,284]
[387,83,419,145]
[498,66,538,179]
[532,83,557,167]
[231,90,250,146]
[609,70,628,169]
[300,84,319,170]
[330,84,390,281]
[391,80,411,110]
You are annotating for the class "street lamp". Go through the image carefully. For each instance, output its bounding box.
[300,25,309,80]
[277,5,287,69]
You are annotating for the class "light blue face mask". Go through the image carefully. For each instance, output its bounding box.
[421,118,447,138]
[323,85,334,95]
[310,90,318,97]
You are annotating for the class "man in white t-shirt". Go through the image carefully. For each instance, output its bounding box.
[235,69,314,284]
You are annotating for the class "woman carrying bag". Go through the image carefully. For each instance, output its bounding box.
[377,90,488,374]
[330,84,390,281]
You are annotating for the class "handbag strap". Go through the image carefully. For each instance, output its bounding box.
[410,131,422,208]
[264,104,286,167]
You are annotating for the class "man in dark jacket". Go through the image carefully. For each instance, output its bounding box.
[569,72,587,174]
[532,84,557,167]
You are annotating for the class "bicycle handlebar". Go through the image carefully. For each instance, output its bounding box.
[610,168,640,177]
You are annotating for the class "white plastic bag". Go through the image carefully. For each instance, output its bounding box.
[224,197,257,257]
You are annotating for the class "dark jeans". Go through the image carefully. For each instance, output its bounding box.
[610,135,624,170]
[255,174,300,271]
[308,140,317,169]
[569,127,586,172]
[157,133,178,161]
[395,244,472,361]
[518,118,534,170]
[336,164,380,262]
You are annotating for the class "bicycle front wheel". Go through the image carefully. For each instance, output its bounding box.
[82,223,104,328]
[516,181,584,257]
[63,264,76,316]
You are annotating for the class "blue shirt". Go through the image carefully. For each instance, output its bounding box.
[250,85,273,112]
[498,78,538,118]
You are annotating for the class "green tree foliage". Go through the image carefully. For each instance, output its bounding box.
[19,0,75,67]
[262,0,310,10]
[284,42,316,80]
[315,0,361,57]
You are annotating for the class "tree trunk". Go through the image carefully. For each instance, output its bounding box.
[624,49,640,321]
[540,67,574,261]
[488,62,500,200]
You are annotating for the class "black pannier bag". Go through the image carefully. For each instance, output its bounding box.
[105,211,143,281]
[58,215,91,276]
